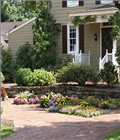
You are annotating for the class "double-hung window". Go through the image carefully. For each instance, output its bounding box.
[68,25,76,54]
[67,1,79,7]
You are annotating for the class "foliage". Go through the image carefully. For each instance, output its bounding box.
[1,86,7,101]
[100,61,118,86]
[103,127,120,140]
[55,54,73,72]
[1,1,43,22]
[1,125,14,139]
[1,48,13,82]
[15,42,33,70]
[25,69,56,86]
[39,97,50,107]
[48,92,63,100]
[56,62,100,86]
[1,72,5,84]
[31,2,57,69]
[72,15,96,26]
[13,96,28,105]
[1,107,3,114]
[14,68,32,86]
[115,45,120,65]
[108,10,120,41]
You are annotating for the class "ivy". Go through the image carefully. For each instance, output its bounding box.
[72,15,96,26]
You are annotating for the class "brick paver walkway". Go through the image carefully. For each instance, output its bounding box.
[1,98,120,140]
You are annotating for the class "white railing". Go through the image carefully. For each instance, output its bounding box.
[99,49,119,70]
[73,50,90,66]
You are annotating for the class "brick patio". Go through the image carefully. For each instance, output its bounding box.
[1,98,120,140]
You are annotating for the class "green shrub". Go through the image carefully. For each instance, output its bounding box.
[15,42,33,70]
[55,54,73,72]
[1,48,13,82]
[1,72,5,84]
[115,45,120,65]
[100,61,118,86]
[14,68,32,86]
[56,62,100,86]
[1,107,3,114]
[26,69,56,86]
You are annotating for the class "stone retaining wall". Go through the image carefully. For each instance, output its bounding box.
[5,85,120,99]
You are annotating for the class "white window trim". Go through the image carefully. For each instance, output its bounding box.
[101,1,113,4]
[67,23,79,55]
[67,1,79,7]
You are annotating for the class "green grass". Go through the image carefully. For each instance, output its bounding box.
[103,127,120,140]
[1,125,14,139]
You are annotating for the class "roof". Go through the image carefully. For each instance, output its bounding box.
[68,5,118,16]
[1,21,26,36]
[6,17,36,35]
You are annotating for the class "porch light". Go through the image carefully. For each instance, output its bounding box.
[94,33,97,41]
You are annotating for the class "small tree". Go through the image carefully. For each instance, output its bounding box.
[100,61,118,86]
[31,2,57,70]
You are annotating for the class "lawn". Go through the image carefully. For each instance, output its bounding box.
[1,125,14,139]
[103,127,120,140]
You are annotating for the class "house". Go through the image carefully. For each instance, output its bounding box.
[6,1,119,71]
[1,21,26,49]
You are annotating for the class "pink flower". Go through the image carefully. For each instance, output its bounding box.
[77,103,79,106]
[35,95,40,103]
[54,103,57,107]
[70,97,74,100]
[62,97,65,100]
[51,97,56,103]
[56,98,60,102]
[23,98,28,104]
[13,96,20,104]
[29,98,36,104]
[98,103,102,108]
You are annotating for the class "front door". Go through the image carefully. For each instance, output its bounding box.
[102,28,113,58]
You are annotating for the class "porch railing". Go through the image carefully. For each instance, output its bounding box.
[99,49,118,70]
[73,50,90,66]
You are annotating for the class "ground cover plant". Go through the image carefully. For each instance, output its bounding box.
[1,125,14,139]
[103,127,120,140]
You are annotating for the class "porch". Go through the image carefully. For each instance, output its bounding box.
[68,5,119,69]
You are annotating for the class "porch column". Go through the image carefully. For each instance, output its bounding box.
[113,39,117,65]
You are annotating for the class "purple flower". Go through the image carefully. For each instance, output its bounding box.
[23,98,28,104]
[13,96,20,104]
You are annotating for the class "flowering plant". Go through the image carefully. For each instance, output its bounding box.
[39,97,50,107]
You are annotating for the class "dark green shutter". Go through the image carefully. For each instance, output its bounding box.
[79,25,84,53]
[62,25,67,53]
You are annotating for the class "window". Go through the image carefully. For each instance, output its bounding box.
[102,22,113,26]
[101,1,113,4]
[68,26,76,53]
[67,1,79,7]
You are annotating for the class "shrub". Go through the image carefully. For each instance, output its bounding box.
[56,62,100,86]
[100,61,118,86]
[15,42,33,70]
[1,107,3,114]
[1,48,13,82]
[55,54,73,72]
[14,68,32,86]
[25,69,56,86]
[1,72,5,84]
[115,45,120,65]
[1,86,7,101]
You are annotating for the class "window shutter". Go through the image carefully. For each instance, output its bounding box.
[95,1,100,4]
[79,25,84,53]
[79,1,84,6]
[62,25,67,53]
[62,1,67,8]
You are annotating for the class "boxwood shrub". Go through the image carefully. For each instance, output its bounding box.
[56,62,100,86]
[25,69,56,86]
[14,68,32,86]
